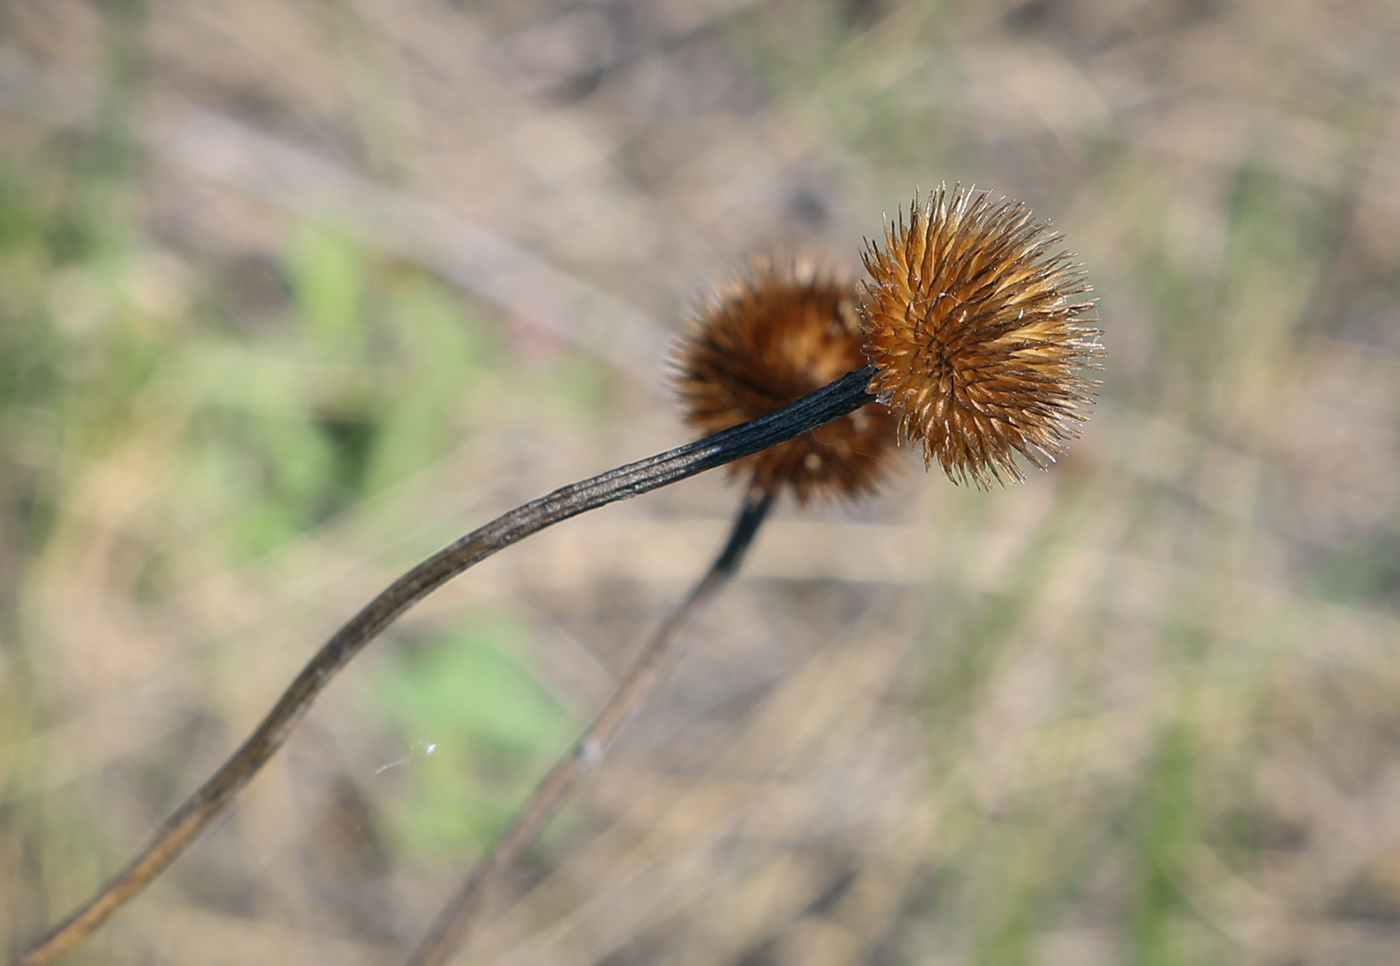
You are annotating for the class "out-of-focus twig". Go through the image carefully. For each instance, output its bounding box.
[0,44,668,392]
[150,106,668,391]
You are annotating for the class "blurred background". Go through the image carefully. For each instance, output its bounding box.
[3,0,1400,963]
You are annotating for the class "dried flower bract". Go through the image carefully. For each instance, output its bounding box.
[674,257,898,503]
[860,186,1101,487]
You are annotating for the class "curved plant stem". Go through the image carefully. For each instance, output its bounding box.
[405,486,774,966]
[11,366,875,966]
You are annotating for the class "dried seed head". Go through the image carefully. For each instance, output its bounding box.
[860,186,1102,487]
[673,256,899,504]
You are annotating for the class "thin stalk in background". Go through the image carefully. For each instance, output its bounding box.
[406,486,774,966]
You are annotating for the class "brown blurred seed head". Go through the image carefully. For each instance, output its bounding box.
[860,186,1102,487]
[673,256,899,504]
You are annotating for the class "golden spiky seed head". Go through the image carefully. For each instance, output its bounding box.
[859,186,1102,487]
[673,256,900,504]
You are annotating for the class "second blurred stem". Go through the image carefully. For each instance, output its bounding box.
[406,485,776,966]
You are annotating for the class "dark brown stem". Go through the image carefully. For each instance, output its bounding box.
[11,367,875,966]
[405,486,774,966]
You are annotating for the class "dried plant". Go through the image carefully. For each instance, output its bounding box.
[11,187,1099,966]
[409,196,1100,963]
[409,255,903,965]
[862,186,1102,486]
